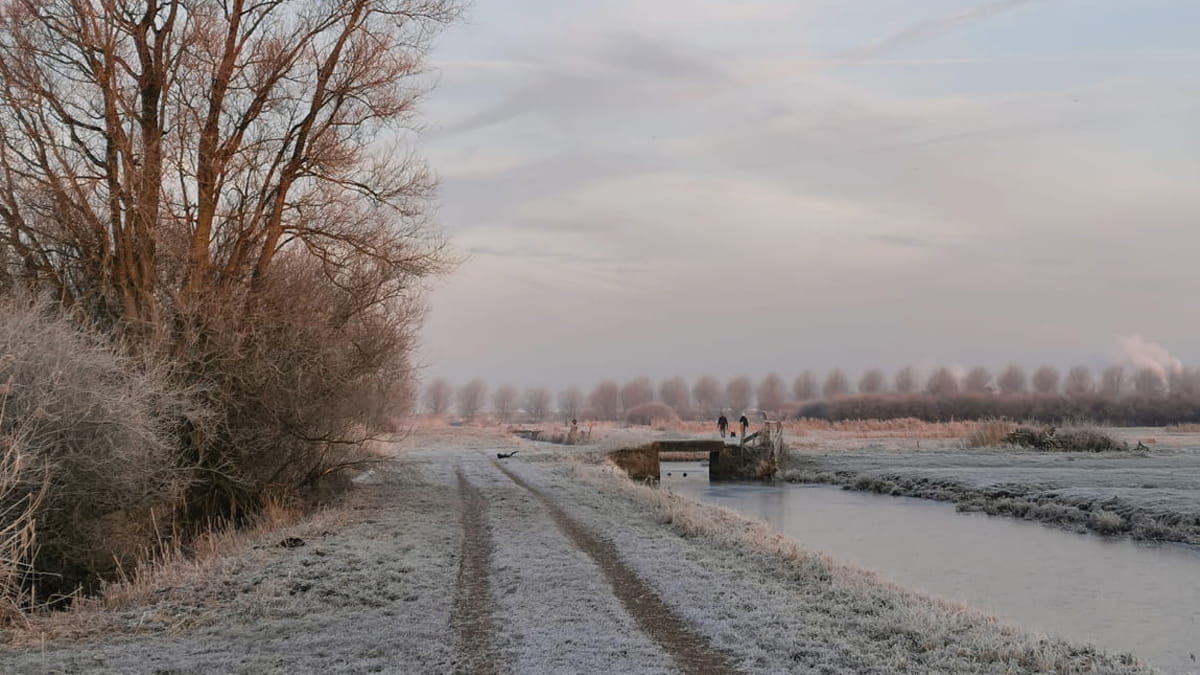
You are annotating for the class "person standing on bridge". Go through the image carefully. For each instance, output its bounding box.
[738,414,749,438]
[717,414,728,438]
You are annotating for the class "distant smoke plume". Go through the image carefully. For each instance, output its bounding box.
[1116,334,1182,383]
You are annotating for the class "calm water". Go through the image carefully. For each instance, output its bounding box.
[662,462,1200,674]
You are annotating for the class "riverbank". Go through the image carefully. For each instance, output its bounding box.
[0,427,1151,673]
[782,446,1200,545]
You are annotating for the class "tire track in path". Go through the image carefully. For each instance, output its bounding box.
[454,467,500,675]
[494,461,739,675]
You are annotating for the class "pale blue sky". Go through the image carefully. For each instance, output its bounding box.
[416,0,1200,388]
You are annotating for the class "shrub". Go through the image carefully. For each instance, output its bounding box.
[171,256,411,523]
[624,402,680,426]
[0,296,194,608]
[1002,425,1127,452]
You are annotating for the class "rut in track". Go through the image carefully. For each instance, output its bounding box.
[494,462,740,675]
[454,468,501,675]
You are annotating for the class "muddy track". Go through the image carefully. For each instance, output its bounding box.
[454,468,501,675]
[494,462,739,675]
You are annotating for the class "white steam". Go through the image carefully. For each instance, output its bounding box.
[1116,334,1182,383]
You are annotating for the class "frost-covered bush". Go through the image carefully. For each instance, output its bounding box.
[0,297,191,607]
[624,402,680,426]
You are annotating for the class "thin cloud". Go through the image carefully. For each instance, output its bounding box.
[843,0,1043,61]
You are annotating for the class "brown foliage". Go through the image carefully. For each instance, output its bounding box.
[623,402,681,426]
[756,373,787,413]
[588,380,620,420]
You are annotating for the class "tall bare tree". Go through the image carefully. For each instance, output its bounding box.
[857,368,886,395]
[1064,366,1093,398]
[724,375,752,412]
[755,373,787,414]
[557,385,583,421]
[659,376,691,418]
[997,365,1028,395]
[924,367,960,396]
[1032,366,1060,395]
[492,385,518,422]
[963,367,992,394]
[0,0,459,520]
[822,369,849,399]
[588,380,620,420]
[691,375,723,417]
[792,370,818,401]
[893,366,917,394]
[1132,368,1165,398]
[424,377,452,415]
[457,379,487,421]
[523,387,550,422]
[0,0,458,328]
[1100,366,1125,398]
[620,377,655,413]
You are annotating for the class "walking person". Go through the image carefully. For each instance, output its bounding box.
[717,414,728,438]
[738,413,749,438]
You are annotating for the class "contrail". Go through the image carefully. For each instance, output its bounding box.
[843,0,1042,61]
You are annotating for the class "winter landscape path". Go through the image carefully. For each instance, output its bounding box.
[0,428,1152,674]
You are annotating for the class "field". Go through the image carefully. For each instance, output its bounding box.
[779,424,1200,544]
[0,426,1150,674]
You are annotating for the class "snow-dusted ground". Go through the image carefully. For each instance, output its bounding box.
[0,428,1153,674]
[785,445,1200,543]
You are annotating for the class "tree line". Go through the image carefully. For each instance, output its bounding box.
[426,363,1200,426]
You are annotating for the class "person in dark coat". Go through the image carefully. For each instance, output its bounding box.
[738,414,749,438]
[717,414,728,438]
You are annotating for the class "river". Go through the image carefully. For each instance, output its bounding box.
[662,462,1200,674]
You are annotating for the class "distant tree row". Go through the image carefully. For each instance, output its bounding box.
[424,364,1200,425]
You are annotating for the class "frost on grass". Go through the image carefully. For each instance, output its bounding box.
[784,447,1200,544]
[502,459,1150,674]
[0,461,462,674]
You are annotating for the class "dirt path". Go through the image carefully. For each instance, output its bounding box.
[494,461,738,675]
[453,469,500,675]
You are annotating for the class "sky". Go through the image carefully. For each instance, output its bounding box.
[414,0,1200,389]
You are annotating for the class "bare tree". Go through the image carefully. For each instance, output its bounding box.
[997,365,1028,395]
[524,387,551,422]
[492,385,518,422]
[1032,366,1060,395]
[620,377,655,414]
[792,371,818,401]
[857,369,886,395]
[924,367,960,397]
[457,379,487,421]
[1132,368,1165,398]
[893,366,917,394]
[725,376,753,412]
[0,0,459,521]
[692,376,723,417]
[1100,366,1125,398]
[588,380,620,420]
[822,369,850,399]
[1169,368,1200,398]
[963,367,992,394]
[424,377,452,415]
[756,373,787,414]
[659,376,691,418]
[1064,366,1093,398]
[0,0,458,328]
[557,386,583,421]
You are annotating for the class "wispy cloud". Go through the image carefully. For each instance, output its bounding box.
[843,0,1043,61]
